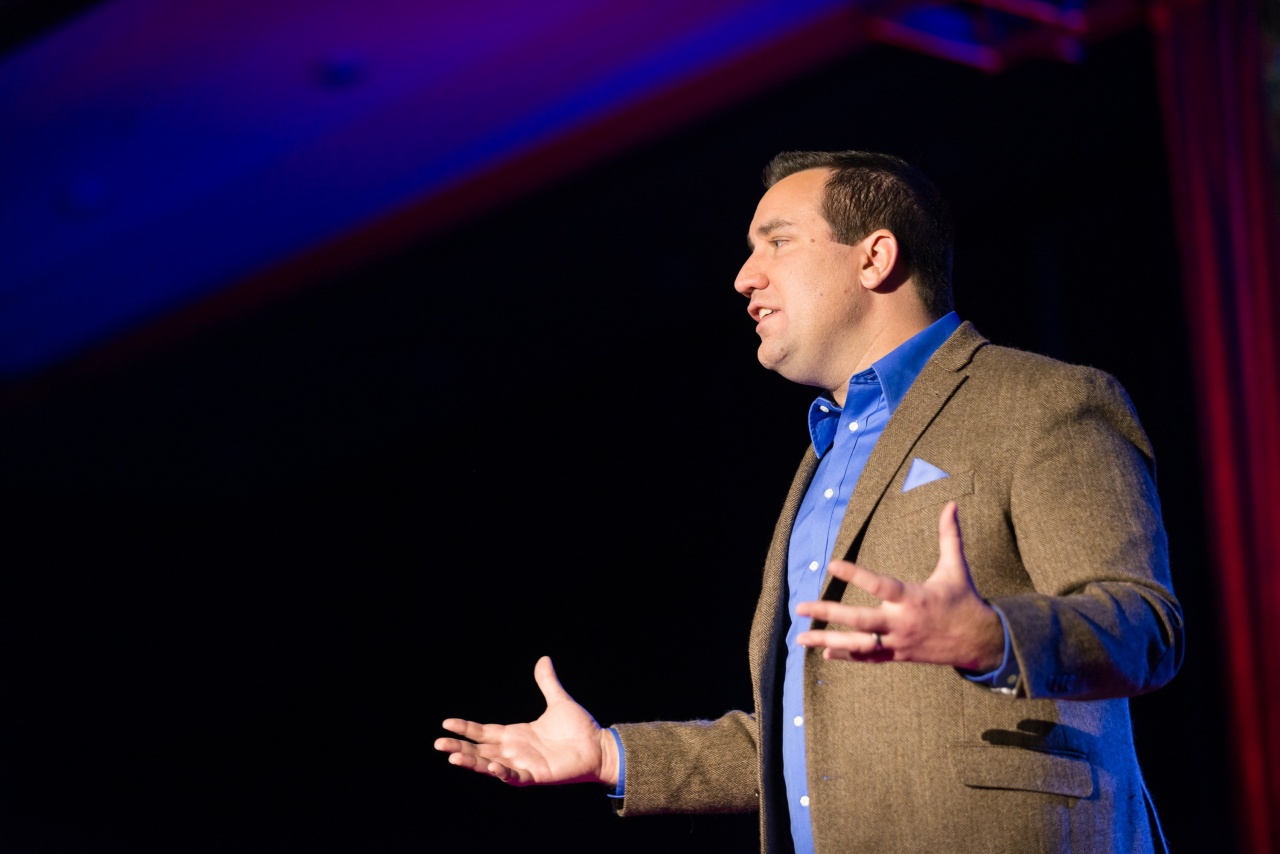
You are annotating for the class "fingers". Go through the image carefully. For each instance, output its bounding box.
[439,717,488,741]
[794,600,889,658]
[434,735,490,770]
[438,718,518,752]
[434,726,489,759]
[794,599,880,628]
[795,503,980,669]
[828,559,907,603]
[797,628,893,662]
[434,730,531,786]
[436,741,485,768]
[434,743,529,785]
[485,760,529,785]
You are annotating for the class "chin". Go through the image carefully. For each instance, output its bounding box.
[756,343,787,374]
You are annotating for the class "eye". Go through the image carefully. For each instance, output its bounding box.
[771,238,786,248]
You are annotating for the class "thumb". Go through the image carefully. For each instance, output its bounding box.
[534,655,574,705]
[932,501,971,583]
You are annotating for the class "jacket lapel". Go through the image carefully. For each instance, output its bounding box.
[750,449,818,675]
[819,322,987,600]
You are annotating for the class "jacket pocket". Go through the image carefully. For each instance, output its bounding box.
[948,744,1095,799]
[892,468,975,516]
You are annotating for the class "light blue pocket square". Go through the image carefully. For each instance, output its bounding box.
[903,458,949,492]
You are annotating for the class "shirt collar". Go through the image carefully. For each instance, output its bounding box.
[806,312,961,454]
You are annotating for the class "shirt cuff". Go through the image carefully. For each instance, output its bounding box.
[961,604,1020,694]
[606,727,625,799]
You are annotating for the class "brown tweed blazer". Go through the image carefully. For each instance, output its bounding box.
[613,323,1184,853]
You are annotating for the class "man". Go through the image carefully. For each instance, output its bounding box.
[435,151,1183,853]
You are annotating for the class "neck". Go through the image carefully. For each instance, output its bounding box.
[828,305,936,406]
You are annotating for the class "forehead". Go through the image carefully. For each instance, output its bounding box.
[748,168,833,239]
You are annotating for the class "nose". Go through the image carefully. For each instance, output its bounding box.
[735,257,765,297]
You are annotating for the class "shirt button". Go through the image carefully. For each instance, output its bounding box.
[849,421,859,431]
[800,796,810,808]
[793,716,803,727]
[823,488,834,499]
[808,561,819,571]
[819,405,830,413]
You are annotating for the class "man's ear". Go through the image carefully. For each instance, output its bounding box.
[858,229,899,290]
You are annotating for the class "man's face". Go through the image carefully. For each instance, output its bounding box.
[735,168,867,395]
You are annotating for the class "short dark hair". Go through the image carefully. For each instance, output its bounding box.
[763,151,954,317]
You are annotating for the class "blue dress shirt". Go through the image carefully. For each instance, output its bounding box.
[780,312,961,852]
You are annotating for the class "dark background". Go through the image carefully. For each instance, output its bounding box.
[0,28,1226,853]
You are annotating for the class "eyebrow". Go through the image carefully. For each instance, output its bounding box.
[747,217,793,249]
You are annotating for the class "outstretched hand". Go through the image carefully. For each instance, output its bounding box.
[434,656,619,787]
[795,501,1004,672]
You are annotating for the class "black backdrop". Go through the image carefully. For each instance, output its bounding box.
[0,29,1230,854]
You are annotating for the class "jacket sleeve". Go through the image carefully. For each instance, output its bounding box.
[992,365,1184,700]
[610,711,759,816]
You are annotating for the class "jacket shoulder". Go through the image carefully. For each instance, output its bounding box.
[968,342,1133,403]
[962,340,1151,459]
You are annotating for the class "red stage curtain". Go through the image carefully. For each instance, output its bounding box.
[1152,0,1280,851]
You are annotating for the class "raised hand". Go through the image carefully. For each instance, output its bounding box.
[434,656,620,787]
[795,501,1004,672]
